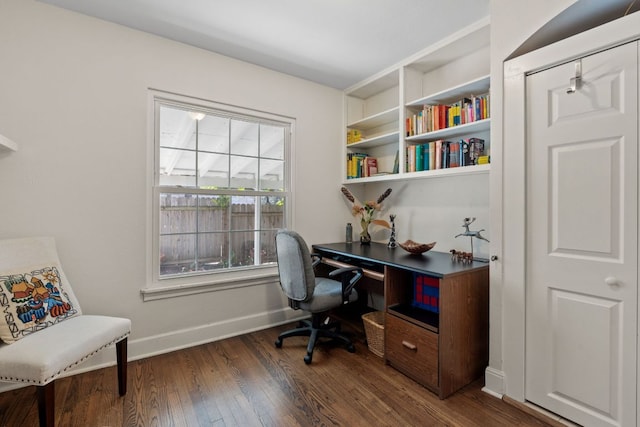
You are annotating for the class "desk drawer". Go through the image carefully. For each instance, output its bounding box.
[385,313,438,389]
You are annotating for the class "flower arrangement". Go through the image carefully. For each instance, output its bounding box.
[341,186,392,244]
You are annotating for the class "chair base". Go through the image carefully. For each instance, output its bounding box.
[275,314,355,364]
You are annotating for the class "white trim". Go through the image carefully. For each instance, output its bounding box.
[502,11,640,404]
[140,270,279,301]
[482,366,505,398]
[126,306,305,361]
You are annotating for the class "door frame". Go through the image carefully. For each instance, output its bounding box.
[501,10,640,409]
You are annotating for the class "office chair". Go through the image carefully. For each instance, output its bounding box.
[274,229,362,364]
[0,237,131,427]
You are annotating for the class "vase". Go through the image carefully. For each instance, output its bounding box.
[360,224,371,245]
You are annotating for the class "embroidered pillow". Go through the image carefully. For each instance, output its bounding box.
[0,264,79,344]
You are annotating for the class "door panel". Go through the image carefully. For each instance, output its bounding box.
[551,137,620,258]
[550,289,621,415]
[525,42,637,427]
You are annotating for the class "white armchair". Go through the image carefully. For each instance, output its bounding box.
[0,237,131,427]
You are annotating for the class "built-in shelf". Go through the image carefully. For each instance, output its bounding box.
[343,18,490,185]
[406,75,490,107]
[0,134,18,152]
[346,131,400,149]
[343,163,490,185]
[405,118,491,142]
[347,107,400,131]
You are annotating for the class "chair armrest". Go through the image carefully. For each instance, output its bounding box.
[310,252,322,268]
[329,266,363,302]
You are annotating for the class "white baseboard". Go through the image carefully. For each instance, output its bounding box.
[0,307,305,394]
[482,366,505,398]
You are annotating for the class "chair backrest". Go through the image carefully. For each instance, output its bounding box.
[0,237,84,343]
[275,230,316,302]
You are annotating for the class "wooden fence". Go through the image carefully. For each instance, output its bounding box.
[160,200,284,275]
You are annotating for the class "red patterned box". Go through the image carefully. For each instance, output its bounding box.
[413,273,439,313]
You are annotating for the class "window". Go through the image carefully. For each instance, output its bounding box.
[149,92,291,289]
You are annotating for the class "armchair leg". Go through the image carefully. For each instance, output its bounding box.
[37,381,55,427]
[116,338,128,396]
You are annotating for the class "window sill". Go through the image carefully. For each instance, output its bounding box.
[141,267,279,301]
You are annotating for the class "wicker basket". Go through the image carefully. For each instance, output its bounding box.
[362,311,385,357]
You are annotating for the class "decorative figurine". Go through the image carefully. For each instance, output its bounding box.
[454,217,489,261]
[388,214,397,248]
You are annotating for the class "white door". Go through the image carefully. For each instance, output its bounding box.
[525,41,638,427]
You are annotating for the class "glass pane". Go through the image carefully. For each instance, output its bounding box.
[260,124,284,160]
[259,158,284,191]
[230,231,258,267]
[231,196,256,231]
[197,195,229,233]
[230,155,258,189]
[198,152,229,188]
[159,148,196,186]
[159,106,196,150]
[198,115,229,153]
[260,229,278,264]
[260,196,285,230]
[159,234,196,276]
[230,119,258,157]
[197,232,228,270]
[160,193,197,234]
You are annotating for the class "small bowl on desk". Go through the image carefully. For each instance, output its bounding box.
[398,240,436,255]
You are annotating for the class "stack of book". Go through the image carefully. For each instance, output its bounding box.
[406,94,490,137]
[346,153,378,179]
[346,129,362,144]
[405,137,486,172]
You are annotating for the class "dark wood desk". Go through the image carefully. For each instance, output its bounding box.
[312,242,489,399]
[312,242,488,277]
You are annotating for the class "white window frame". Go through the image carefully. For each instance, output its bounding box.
[142,90,294,301]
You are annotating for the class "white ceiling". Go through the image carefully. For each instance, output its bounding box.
[37,0,490,89]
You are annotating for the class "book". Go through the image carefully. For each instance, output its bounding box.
[392,150,399,174]
[469,138,485,165]
[460,139,471,166]
[364,157,378,177]
[449,141,460,168]
[407,145,416,172]
[429,142,435,170]
[415,144,423,172]
[346,129,362,144]
[435,140,442,169]
[347,152,368,179]
[422,144,430,171]
[441,141,450,168]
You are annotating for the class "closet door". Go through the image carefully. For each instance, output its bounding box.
[525,41,638,427]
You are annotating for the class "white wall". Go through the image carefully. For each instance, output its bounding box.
[0,0,347,383]
[350,177,490,259]
[485,0,577,396]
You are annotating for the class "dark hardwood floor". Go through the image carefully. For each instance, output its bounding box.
[0,318,562,427]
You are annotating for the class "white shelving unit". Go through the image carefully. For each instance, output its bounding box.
[342,18,490,184]
[0,134,18,152]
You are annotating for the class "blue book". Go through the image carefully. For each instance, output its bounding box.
[423,144,430,170]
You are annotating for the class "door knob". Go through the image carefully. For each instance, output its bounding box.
[605,276,620,287]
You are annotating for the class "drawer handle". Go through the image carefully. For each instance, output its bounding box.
[402,340,417,351]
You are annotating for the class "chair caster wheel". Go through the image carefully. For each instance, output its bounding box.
[347,344,355,353]
[275,338,282,348]
[304,353,312,364]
